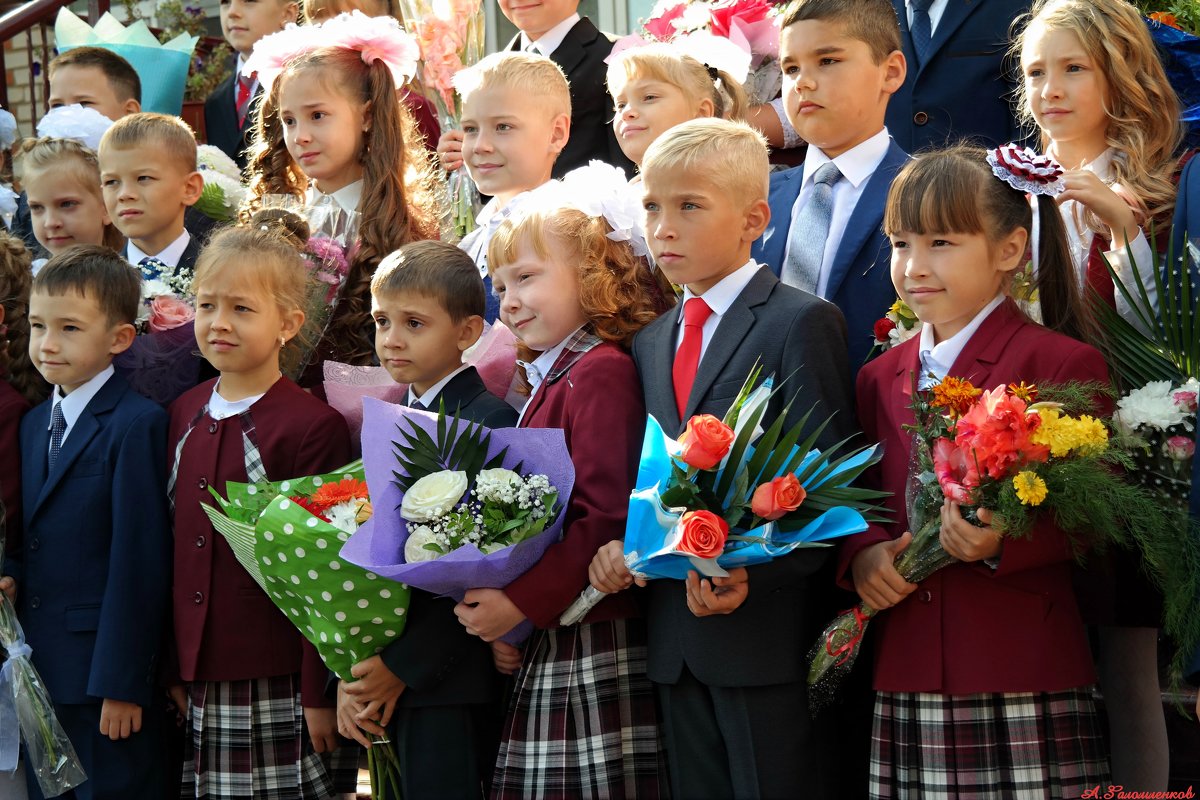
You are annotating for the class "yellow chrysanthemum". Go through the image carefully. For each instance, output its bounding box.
[1032,409,1108,457]
[1013,471,1048,506]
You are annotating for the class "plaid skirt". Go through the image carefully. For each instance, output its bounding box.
[181,675,360,800]
[870,689,1110,799]
[492,617,668,800]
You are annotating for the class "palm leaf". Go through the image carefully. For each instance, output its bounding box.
[390,403,498,493]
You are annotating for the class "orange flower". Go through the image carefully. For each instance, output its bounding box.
[751,474,807,521]
[677,511,729,559]
[677,414,736,470]
[930,377,982,418]
[309,477,370,513]
[1007,381,1038,403]
[953,386,1050,479]
[1149,11,1181,29]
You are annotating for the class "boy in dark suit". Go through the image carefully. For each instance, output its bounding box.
[594,117,855,798]
[204,0,298,170]
[7,246,172,799]
[335,240,514,798]
[752,0,909,368]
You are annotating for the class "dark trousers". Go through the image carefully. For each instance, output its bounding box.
[382,702,500,799]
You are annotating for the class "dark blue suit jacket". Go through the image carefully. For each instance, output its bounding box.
[887,0,1031,153]
[1175,156,1200,680]
[752,139,910,368]
[14,370,172,709]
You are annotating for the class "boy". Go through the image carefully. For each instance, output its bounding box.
[336,240,514,798]
[98,113,205,274]
[751,0,909,367]
[47,46,142,121]
[437,0,632,177]
[9,246,172,799]
[596,117,855,798]
[454,52,571,323]
[205,0,299,169]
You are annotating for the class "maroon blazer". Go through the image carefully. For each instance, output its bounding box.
[504,342,643,628]
[0,380,30,551]
[169,377,351,705]
[837,301,1106,694]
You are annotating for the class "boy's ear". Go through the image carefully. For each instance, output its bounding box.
[109,322,136,355]
[550,112,571,155]
[997,226,1030,272]
[741,198,771,242]
[458,314,485,351]
[122,98,141,117]
[881,49,907,96]
[182,170,205,207]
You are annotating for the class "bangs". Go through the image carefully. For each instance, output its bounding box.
[883,155,987,236]
[192,250,278,299]
[487,211,554,275]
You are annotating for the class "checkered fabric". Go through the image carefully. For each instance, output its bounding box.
[492,617,668,800]
[168,406,267,510]
[869,688,1110,799]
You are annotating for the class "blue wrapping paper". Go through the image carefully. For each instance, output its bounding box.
[1148,18,1200,147]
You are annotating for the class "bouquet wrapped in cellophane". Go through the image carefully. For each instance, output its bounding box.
[559,366,888,625]
[806,377,1200,709]
[201,460,410,797]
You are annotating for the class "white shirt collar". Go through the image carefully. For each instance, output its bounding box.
[520,13,580,56]
[49,364,115,440]
[407,364,469,409]
[679,259,761,321]
[128,228,191,266]
[802,128,891,191]
[522,326,583,393]
[208,377,273,420]
[330,180,364,215]
[917,294,1005,384]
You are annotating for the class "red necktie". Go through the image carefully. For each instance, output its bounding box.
[673,297,713,418]
[236,75,253,129]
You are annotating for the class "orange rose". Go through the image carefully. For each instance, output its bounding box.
[678,414,735,470]
[750,474,806,521]
[677,510,729,559]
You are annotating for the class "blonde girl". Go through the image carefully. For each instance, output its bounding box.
[167,225,358,798]
[244,13,441,369]
[607,44,748,169]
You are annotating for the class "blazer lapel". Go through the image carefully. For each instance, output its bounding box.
[893,0,918,74]
[33,374,125,514]
[436,368,485,414]
[757,166,802,274]
[923,0,979,68]
[944,300,1026,386]
[647,309,683,433]
[549,18,594,76]
[824,142,908,298]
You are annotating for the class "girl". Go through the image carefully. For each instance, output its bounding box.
[1017,1,1181,785]
[453,175,670,799]
[168,225,358,799]
[607,45,747,170]
[15,137,124,267]
[244,13,441,372]
[1017,0,1182,326]
[842,145,1110,798]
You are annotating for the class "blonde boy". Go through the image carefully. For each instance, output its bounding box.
[98,113,204,273]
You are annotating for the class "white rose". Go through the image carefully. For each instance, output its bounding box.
[400,470,468,522]
[404,525,442,562]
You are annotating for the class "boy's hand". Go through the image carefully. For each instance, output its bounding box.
[685,568,748,617]
[0,576,15,604]
[437,129,465,171]
[336,681,373,748]
[1058,170,1141,250]
[166,685,189,718]
[491,640,524,675]
[589,540,634,594]
[850,532,917,611]
[99,699,142,740]
[343,656,405,728]
[455,589,525,642]
[303,706,339,754]
[939,502,1002,563]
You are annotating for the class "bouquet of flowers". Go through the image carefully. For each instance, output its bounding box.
[868,298,919,358]
[559,366,888,625]
[341,398,575,644]
[1114,378,1197,510]
[201,460,411,797]
[398,0,486,239]
[114,255,201,406]
[0,529,87,798]
[806,377,1200,707]
[194,145,248,223]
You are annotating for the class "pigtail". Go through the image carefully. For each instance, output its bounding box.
[0,233,49,404]
[711,67,748,122]
[1030,194,1099,346]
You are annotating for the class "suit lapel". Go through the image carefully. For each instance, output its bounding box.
[24,404,50,503]
[923,0,979,69]
[647,310,683,433]
[32,376,125,514]
[757,167,802,275]
[435,368,485,415]
[893,0,918,74]
[549,17,596,76]
[824,143,908,298]
[944,301,1026,386]
[178,237,201,271]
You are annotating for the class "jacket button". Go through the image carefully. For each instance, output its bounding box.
[29,538,39,551]
[193,591,204,604]
[208,422,218,434]
[919,589,933,603]
[196,535,206,548]
[29,596,40,609]
[198,477,208,490]
[914,111,929,125]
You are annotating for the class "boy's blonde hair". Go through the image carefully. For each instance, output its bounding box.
[99,112,197,174]
[641,117,768,205]
[454,52,571,120]
[14,137,126,253]
[607,45,747,121]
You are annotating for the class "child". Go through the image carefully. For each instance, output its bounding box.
[167,225,358,798]
[15,137,124,265]
[47,46,142,121]
[593,117,855,799]
[204,0,299,169]
[840,145,1109,798]
[436,0,632,178]
[752,0,911,368]
[245,14,441,369]
[98,113,204,272]
[335,240,514,798]
[1018,0,1182,328]
[453,52,571,323]
[607,44,746,170]
[452,168,670,798]
[12,246,172,799]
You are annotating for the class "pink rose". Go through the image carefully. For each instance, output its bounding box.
[1172,390,1198,414]
[148,294,195,333]
[1165,435,1195,462]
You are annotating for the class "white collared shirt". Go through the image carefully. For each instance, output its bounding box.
[407,364,469,409]
[675,259,761,361]
[208,377,273,420]
[906,0,949,34]
[519,13,580,57]
[459,187,541,278]
[47,364,114,452]
[515,326,583,425]
[916,294,1005,388]
[128,229,191,267]
[783,129,892,297]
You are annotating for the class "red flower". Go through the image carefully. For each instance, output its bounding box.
[678,414,736,470]
[290,495,329,522]
[750,474,806,520]
[873,317,896,343]
[678,510,729,559]
[709,0,771,38]
[932,438,977,503]
[953,386,1050,480]
[644,2,686,40]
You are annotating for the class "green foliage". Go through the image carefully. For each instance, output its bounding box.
[390,401,509,494]
[1133,1,1200,36]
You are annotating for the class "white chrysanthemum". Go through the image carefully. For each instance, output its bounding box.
[888,323,918,347]
[141,278,173,300]
[197,145,241,180]
[1116,381,1189,432]
[324,501,362,535]
[403,525,442,562]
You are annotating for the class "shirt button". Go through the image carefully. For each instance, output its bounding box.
[913,111,929,125]
[208,422,218,434]
[193,591,204,604]
[30,597,40,609]
[919,590,933,604]
[198,477,208,490]
[195,535,206,548]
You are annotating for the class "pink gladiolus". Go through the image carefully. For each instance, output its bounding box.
[933,438,978,504]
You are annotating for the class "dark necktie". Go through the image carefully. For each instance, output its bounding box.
[138,256,168,280]
[910,0,934,66]
[48,402,66,471]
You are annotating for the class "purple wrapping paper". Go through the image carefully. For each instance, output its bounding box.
[341,397,576,643]
[114,322,203,406]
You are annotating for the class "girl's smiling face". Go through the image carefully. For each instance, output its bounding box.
[492,234,587,353]
[611,77,710,166]
[278,68,368,194]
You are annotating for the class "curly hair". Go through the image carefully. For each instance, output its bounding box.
[243,47,444,364]
[1014,0,1182,229]
[0,234,50,404]
[14,137,125,253]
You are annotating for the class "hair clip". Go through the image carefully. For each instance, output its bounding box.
[987,144,1065,197]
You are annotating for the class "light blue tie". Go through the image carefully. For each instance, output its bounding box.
[910,0,934,67]
[782,161,841,294]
